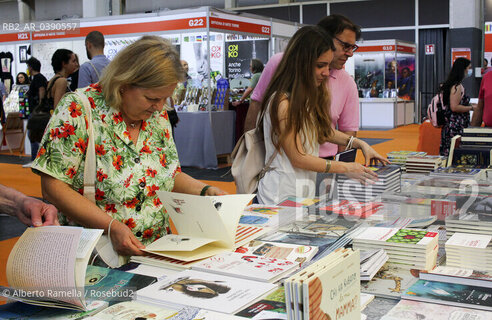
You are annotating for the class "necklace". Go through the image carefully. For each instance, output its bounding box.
[128,120,141,129]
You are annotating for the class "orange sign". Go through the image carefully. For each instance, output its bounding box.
[451,48,471,66]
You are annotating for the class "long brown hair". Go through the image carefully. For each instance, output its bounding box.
[261,26,335,153]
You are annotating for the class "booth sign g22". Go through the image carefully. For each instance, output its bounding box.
[2,21,80,33]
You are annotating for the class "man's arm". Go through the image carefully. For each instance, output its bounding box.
[0,184,59,226]
[471,99,484,126]
[243,99,262,132]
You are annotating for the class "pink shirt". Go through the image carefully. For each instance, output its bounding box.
[251,52,360,157]
[479,71,492,127]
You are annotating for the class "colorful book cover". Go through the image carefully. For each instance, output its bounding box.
[402,280,492,311]
[235,241,318,265]
[317,200,384,219]
[277,197,320,208]
[136,270,277,314]
[259,232,338,256]
[279,218,357,238]
[303,249,360,320]
[192,252,298,283]
[361,264,419,299]
[84,265,157,305]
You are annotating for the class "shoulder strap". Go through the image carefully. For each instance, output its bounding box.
[46,76,62,99]
[88,61,101,79]
[75,90,96,204]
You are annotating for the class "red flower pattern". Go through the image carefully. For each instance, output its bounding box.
[142,228,153,239]
[95,144,106,156]
[146,168,157,177]
[97,169,108,182]
[146,184,159,197]
[95,188,105,201]
[74,138,87,154]
[153,197,162,207]
[112,155,123,170]
[66,167,77,179]
[159,153,167,167]
[105,203,117,213]
[68,102,82,118]
[124,218,136,229]
[124,198,139,209]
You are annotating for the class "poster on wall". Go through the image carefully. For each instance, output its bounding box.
[354,53,384,98]
[451,48,471,66]
[225,37,269,80]
[104,35,180,63]
[180,32,225,86]
[396,53,415,100]
[19,46,27,63]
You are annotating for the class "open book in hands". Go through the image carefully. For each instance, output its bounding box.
[2,226,103,311]
[142,191,255,261]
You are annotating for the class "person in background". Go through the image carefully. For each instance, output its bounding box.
[33,36,226,257]
[0,184,59,226]
[256,26,388,205]
[232,59,264,107]
[48,49,78,109]
[0,80,6,102]
[439,57,476,156]
[78,31,110,88]
[483,58,490,75]
[16,72,30,85]
[24,57,48,167]
[181,60,191,88]
[244,14,361,159]
[471,65,492,127]
[68,54,80,91]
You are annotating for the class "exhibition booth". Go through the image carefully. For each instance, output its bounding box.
[0,7,298,168]
[348,39,416,129]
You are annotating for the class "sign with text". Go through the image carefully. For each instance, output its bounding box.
[451,48,471,66]
[425,44,435,55]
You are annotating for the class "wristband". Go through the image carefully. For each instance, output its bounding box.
[200,185,212,196]
[324,159,332,173]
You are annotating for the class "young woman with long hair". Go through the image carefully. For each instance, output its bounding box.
[439,57,475,156]
[257,26,389,204]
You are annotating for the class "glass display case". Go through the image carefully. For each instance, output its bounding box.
[353,40,416,129]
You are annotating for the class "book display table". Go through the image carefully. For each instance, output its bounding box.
[174,110,236,169]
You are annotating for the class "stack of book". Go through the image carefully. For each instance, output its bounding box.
[420,266,492,289]
[381,190,454,220]
[337,165,402,202]
[445,213,492,238]
[352,227,439,271]
[445,233,492,272]
[284,248,361,320]
[429,166,484,180]
[360,249,388,281]
[404,155,447,173]
[387,151,426,169]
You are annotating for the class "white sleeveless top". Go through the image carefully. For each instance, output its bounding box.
[257,102,319,205]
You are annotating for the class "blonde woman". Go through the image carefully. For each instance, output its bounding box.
[32,36,226,257]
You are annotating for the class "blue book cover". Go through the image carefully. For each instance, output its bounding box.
[402,280,492,311]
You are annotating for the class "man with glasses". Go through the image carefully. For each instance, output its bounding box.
[243,14,361,159]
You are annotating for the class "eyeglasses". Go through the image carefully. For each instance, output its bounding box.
[334,37,359,53]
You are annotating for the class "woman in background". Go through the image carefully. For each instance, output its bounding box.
[439,57,475,156]
[47,49,78,108]
[16,72,30,85]
[257,26,388,204]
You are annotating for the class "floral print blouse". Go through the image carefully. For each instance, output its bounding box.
[32,84,181,245]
